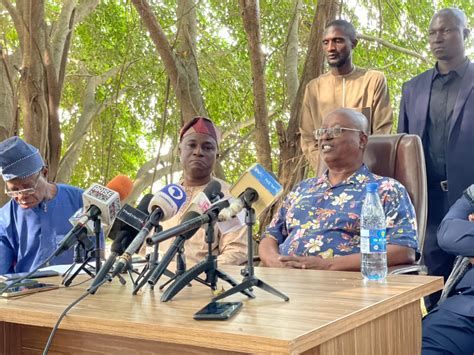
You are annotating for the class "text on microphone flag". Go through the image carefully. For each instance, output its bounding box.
[82,183,121,225]
[87,183,117,201]
[116,204,148,230]
[249,163,282,196]
[228,163,283,217]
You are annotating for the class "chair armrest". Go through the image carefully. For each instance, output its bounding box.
[389,264,427,275]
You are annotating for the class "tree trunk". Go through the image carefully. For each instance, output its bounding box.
[277,0,338,192]
[239,0,273,172]
[175,0,206,122]
[1,0,98,181]
[0,47,19,142]
[0,47,19,206]
[131,0,231,187]
[16,0,49,156]
[131,0,206,121]
[285,0,302,109]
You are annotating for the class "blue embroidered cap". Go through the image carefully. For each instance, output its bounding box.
[0,136,44,181]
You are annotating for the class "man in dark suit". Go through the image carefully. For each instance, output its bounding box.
[398,7,473,309]
[422,185,474,355]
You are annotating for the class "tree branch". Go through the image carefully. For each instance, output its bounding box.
[357,33,429,63]
[74,0,99,24]
[51,0,76,77]
[131,0,205,120]
[131,0,178,81]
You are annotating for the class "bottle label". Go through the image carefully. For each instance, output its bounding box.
[360,229,387,253]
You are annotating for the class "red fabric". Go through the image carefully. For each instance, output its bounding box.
[179,117,221,144]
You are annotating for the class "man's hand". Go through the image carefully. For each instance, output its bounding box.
[278,255,331,270]
[259,237,289,268]
[260,255,288,268]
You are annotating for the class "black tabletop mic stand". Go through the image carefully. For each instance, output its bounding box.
[160,218,255,302]
[212,195,289,302]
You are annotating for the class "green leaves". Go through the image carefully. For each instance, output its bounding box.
[3,0,472,193]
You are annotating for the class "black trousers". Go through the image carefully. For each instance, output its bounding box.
[423,187,455,310]
[422,307,474,355]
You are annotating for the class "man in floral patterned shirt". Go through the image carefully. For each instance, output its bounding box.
[259,108,417,270]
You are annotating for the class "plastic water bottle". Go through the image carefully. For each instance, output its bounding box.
[360,182,387,281]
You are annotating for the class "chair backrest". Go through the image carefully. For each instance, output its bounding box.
[317,133,427,255]
[364,134,427,253]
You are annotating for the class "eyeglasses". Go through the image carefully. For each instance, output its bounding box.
[5,173,42,198]
[314,126,363,140]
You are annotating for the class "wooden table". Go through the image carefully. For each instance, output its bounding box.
[0,266,442,354]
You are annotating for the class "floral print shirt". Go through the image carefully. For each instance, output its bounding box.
[262,164,418,258]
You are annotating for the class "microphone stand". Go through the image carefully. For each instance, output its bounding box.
[132,232,186,294]
[62,239,96,287]
[159,216,255,302]
[63,218,126,288]
[211,197,289,302]
[93,217,102,272]
[158,241,187,291]
[132,226,175,289]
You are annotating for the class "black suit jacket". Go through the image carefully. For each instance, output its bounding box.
[398,61,474,205]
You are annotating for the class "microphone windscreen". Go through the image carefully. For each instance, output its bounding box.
[203,180,222,202]
[148,184,187,220]
[218,198,244,221]
[181,179,223,217]
[106,175,134,201]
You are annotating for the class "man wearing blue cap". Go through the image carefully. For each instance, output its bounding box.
[0,136,84,273]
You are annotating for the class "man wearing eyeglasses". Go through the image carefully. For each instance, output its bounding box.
[0,136,84,273]
[300,19,393,173]
[259,109,416,270]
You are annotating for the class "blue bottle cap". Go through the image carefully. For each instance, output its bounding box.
[366,183,378,193]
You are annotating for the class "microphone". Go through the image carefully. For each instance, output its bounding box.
[147,196,230,246]
[107,193,153,240]
[218,163,282,220]
[146,180,222,246]
[178,179,223,216]
[69,208,95,236]
[81,175,133,226]
[132,181,222,291]
[88,194,153,292]
[148,184,187,216]
[53,207,99,257]
[53,176,133,258]
[143,198,230,288]
[111,184,187,276]
[106,175,134,200]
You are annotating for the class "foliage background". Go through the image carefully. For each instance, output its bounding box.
[0,0,472,199]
